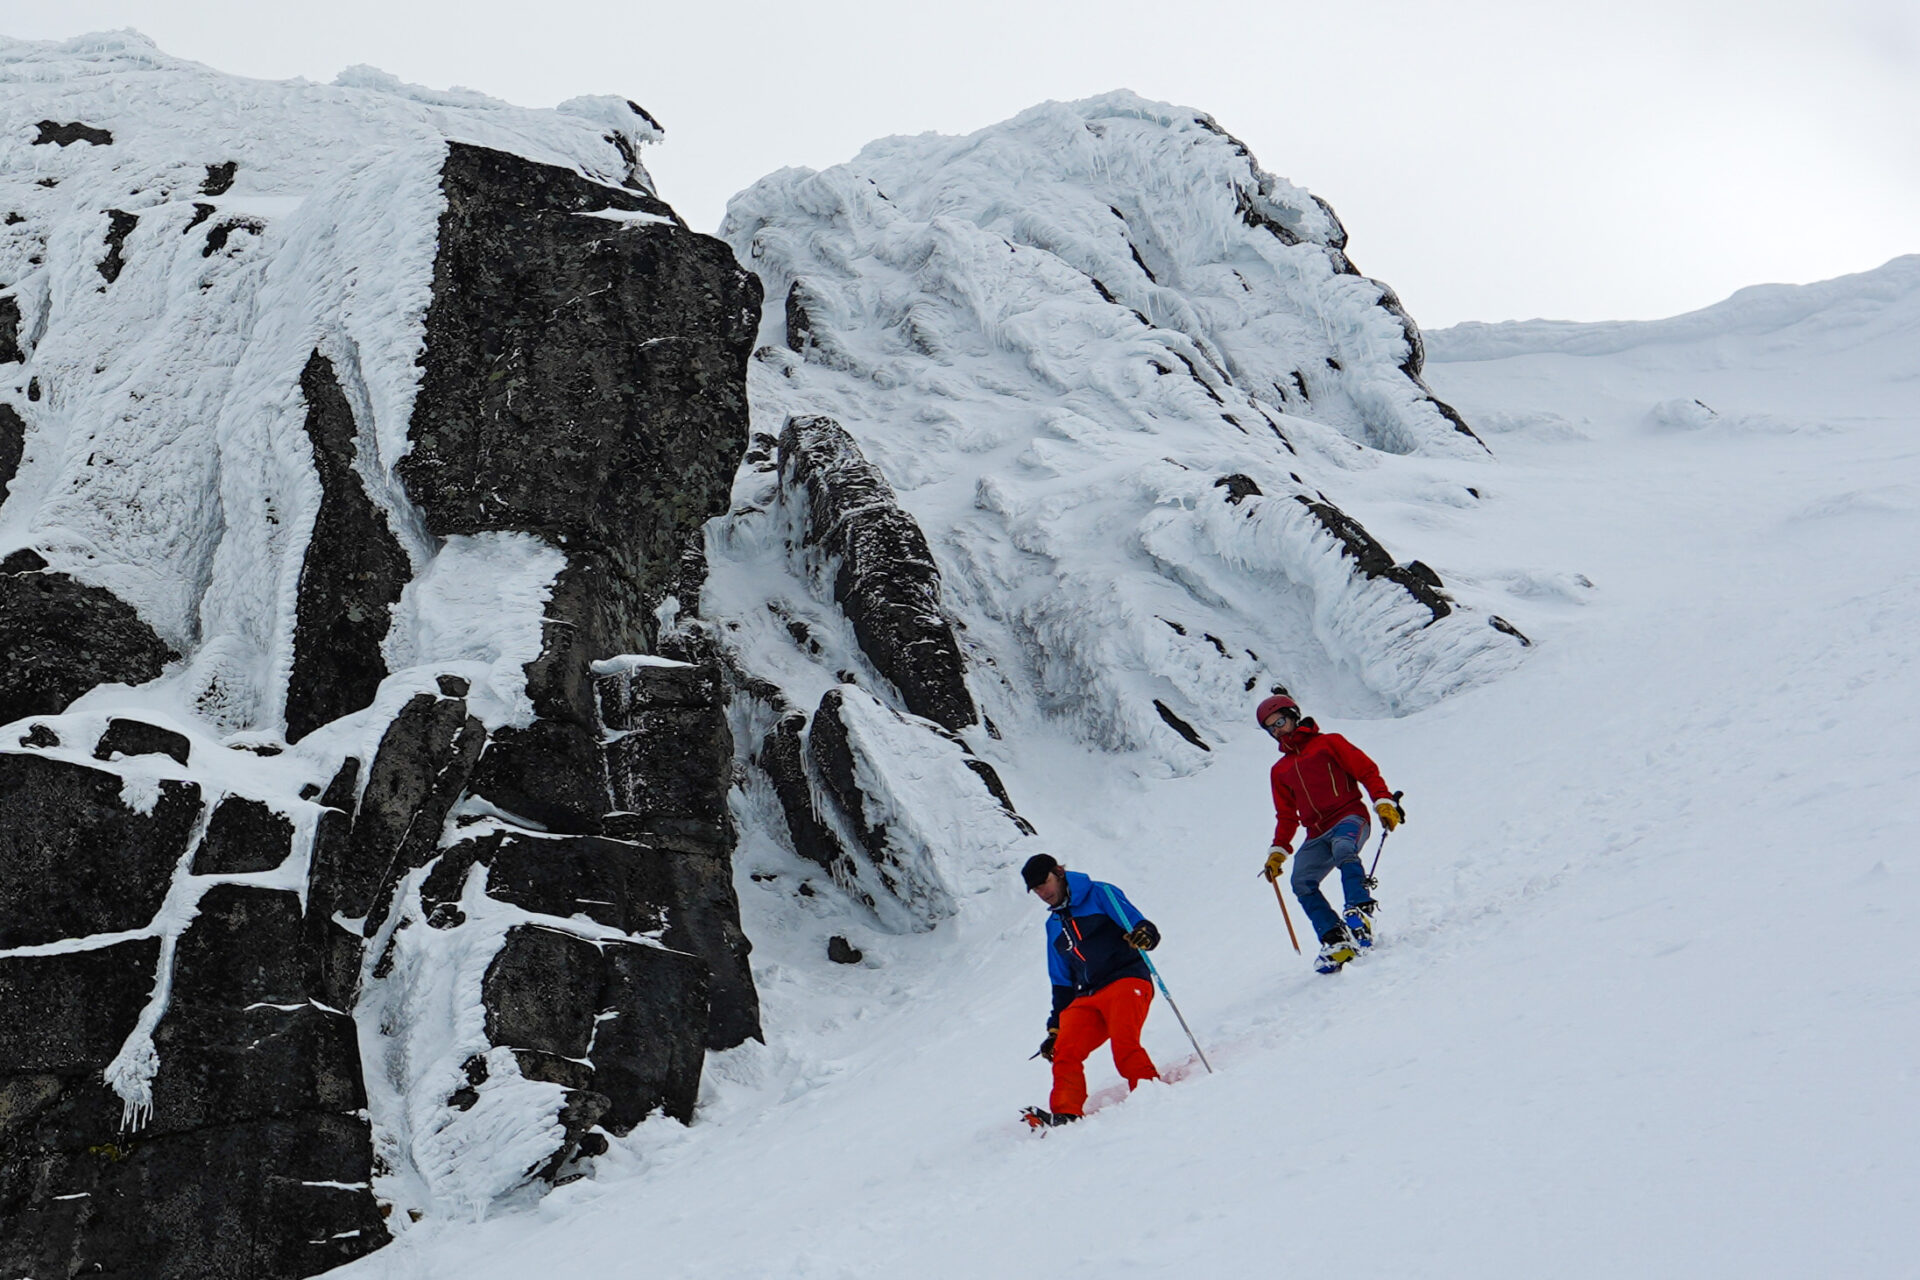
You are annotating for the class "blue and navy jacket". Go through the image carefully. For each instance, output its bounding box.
[1045,872,1158,1027]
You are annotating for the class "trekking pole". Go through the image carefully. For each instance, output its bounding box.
[1098,884,1213,1075]
[1365,791,1404,891]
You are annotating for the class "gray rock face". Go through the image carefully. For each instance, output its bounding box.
[0,403,20,503]
[310,690,485,937]
[0,127,763,1274]
[0,754,199,950]
[0,569,176,727]
[0,293,22,363]
[758,704,850,875]
[0,879,386,1278]
[190,796,294,875]
[777,414,975,731]
[424,822,760,1053]
[482,925,706,1128]
[1,1114,386,1280]
[283,352,411,743]
[401,143,758,658]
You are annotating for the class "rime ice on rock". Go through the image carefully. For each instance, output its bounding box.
[709,94,1526,918]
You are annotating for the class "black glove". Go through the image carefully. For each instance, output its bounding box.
[1126,922,1159,951]
[1037,1028,1058,1061]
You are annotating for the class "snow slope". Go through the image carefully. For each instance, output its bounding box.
[332,228,1920,1273]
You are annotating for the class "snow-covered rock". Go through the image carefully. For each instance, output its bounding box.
[707,93,1527,934]
[0,32,758,1277]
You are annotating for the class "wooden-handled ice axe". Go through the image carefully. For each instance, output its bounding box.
[1256,859,1302,953]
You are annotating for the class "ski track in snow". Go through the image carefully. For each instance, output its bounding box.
[329,259,1920,1276]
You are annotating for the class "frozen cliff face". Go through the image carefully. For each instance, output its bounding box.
[709,93,1526,930]
[0,32,758,1277]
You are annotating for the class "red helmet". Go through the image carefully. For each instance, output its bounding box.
[1255,694,1299,727]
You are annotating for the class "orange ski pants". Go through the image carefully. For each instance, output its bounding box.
[1050,976,1159,1117]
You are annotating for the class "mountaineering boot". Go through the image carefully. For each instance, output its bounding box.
[1315,925,1358,974]
[1343,900,1378,949]
[1022,1106,1081,1130]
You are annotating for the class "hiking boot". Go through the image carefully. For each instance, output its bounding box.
[1343,900,1377,948]
[1315,925,1358,974]
[1021,1107,1081,1129]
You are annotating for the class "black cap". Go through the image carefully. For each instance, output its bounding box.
[1020,853,1060,890]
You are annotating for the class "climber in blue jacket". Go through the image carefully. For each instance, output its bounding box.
[1023,853,1160,1124]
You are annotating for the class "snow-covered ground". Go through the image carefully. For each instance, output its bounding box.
[331,250,1919,1277]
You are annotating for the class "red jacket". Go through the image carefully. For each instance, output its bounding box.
[1269,720,1391,849]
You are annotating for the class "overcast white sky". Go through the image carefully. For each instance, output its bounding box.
[5,0,1913,326]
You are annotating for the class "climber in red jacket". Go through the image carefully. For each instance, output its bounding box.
[1257,692,1405,973]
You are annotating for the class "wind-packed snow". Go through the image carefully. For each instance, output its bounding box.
[713,93,1520,785]
[337,256,1918,1277]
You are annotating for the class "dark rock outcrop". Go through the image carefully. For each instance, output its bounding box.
[601,658,733,849]
[92,718,190,766]
[283,352,410,743]
[200,161,237,196]
[0,938,159,1081]
[464,715,610,833]
[0,1113,386,1280]
[400,143,757,658]
[0,132,765,1275]
[0,754,199,949]
[1295,494,1453,622]
[1,402,24,502]
[312,691,484,934]
[401,144,757,848]
[805,690,884,871]
[1214,473,1262,504]
[777,415,975,731]
[482,925,706,1130]
[1153,699,1210,751]
[0,571,176,726]
[759,705,850,874]
[0,293,22,363]
[33,121,113,147]
[0,889,386,1279]
[423,823,760,1052]
[190,796,294,875]
[98,210,137,284]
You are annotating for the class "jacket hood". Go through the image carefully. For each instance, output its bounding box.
[1277,717,1321,755]
[1052,869,1097,913]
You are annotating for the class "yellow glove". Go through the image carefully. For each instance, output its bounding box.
[1375,797,1404,830]
[1263,846,1290,880]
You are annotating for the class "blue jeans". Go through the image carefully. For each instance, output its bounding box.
[1290,814,1371,938]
